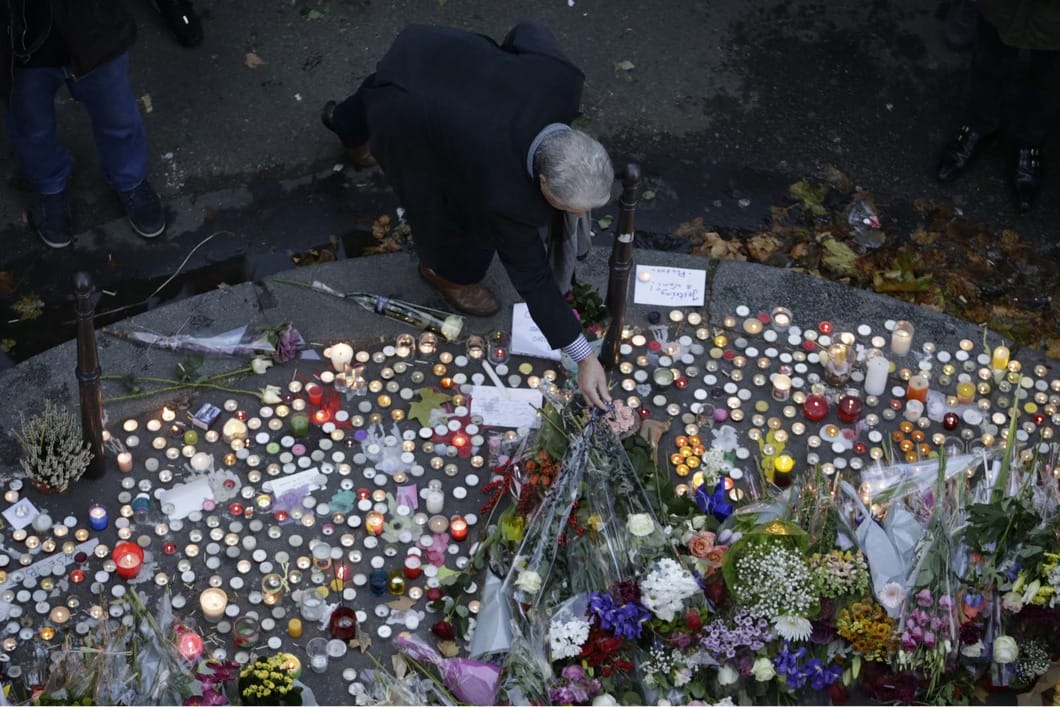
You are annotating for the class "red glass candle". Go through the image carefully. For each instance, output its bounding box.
[305,383,323,406]
[404,555,423,580]
[803,394,829,422]
[837,390,864,424]
[449,516,469,542]
[112,542,144,580]
[942,412,960,430]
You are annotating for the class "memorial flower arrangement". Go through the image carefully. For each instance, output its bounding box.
[566,278,608,341]
[237,653,302,706]
[13,399,94,493]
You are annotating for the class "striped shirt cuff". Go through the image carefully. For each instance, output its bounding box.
[562,334,593,363]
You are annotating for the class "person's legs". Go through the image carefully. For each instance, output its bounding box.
[66,52,147,192]
[1009,48,1060,211]
[6,65,75,247]
[936,13,1016,181]
[5,66,72,195]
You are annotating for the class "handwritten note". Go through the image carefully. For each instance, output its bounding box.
[509,303,562,361]
[633,265,706,307]
[470,385,542,429]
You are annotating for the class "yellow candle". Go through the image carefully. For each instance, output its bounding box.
[991,345,1010,371]
[287,618,302,639]
[956,381,976,405]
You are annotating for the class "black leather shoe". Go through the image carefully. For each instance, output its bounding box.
[936,125,991,182]
[321,100,377,168]
[1012,146,1042,213]
[320,100,338,133]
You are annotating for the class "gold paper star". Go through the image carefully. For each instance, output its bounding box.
[386,595,416,612]
[407,387,452,427]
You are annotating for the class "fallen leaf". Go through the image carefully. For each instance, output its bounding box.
[1,339,14,353]
[822,165,851,195]
[139,93,153,113]
[11,294,44,321]
[596,215,613,230]
[0,271,16,296]
[746,233,781,262]
[819,237,858,277]
[789,178,829,217]
[641,189,656,201]
[436,640,460,658]
[245,52,266,69]
[349,632,372,653]
[910,228,938,245]
[391,652,407,678]
[387,596,416,612]
[1046,337,1060,360]
[304,8,327,19]
[614,59,635,72]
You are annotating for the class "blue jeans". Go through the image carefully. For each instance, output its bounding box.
[6,52,147,195]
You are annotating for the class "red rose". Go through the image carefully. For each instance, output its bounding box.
[426,587,444,603]
[615,659,634,672]
[704,580,728,606]
[684,609,703,632]
[827,682,848,705]
[431,620,455,641]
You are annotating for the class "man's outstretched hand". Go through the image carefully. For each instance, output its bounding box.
[576,354,612,412]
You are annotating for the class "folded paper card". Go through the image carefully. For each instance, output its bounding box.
[509,303,562,361]
[470,385,542,429]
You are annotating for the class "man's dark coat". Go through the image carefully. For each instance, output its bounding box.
[361,22,587,350]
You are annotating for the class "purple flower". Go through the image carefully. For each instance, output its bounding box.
[588,591,649,640]
[923,630,936,648]
[670,632,693,649]
[561,664,585,681]
[613,579,641,606]
[275,323,302,362]
[937,595,954,611]
[916,588,934,607]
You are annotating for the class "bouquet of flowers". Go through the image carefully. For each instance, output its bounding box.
[497,409,701,705]
[237,653,303,706]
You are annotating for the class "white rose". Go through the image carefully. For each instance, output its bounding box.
[992,635,1019,664]
[250,356,274,374]
[514,569,542,595]
[1001,591,1024,613]
[592,695,618,706]
[751,657,776,682]
[258,385,283,404]
[627,513,654,537]
[717,665,739,686]
[713,698,735,706]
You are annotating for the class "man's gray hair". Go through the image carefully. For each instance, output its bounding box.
[534,129,614,210]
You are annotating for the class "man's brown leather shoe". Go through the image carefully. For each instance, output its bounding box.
[321,100,377,168]
[418,264,500,317]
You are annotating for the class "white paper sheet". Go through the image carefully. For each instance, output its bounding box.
[509,303,562,361]
[263,468,327,498]
[633,265,706,306]
[2,498,39,531]
[159,476,215,520]
[470,386,542,428]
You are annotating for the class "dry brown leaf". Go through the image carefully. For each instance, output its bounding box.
[436,640,460,658]
[746,233,781,262]
[1046,337,1060,360]
[387,596,416,612]
[0,271,16,296]
[245,52,266,69]
[391,652,407,678]
[910,228,938,245]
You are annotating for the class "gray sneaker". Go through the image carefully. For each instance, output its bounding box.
[119,180,166,238]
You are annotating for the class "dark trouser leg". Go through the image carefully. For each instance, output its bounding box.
[5,65,71,195]
[330,73,376,147]
[966,13,1017,135]
[1013,48,1060,146]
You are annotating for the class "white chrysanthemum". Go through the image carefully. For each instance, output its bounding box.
[640,558,700,622]
[549,617,590,660]
[878,581,906,610]
[773,615,813,642]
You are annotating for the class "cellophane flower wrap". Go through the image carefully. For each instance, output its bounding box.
[496,409,703,705]
[894,454,964,701]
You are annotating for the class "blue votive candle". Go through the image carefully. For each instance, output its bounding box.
[88,503,108,531]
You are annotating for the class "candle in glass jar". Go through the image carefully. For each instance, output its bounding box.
[956,380,976,405]
[312,408,331,425]
[773,454,795,488]
[771,373,792,402]
[837,390,864,424]
[365,511,385,536]
[771,306,792,332]
[904,399,925,422]
[199,588,228,622]
[906,374,929,403]
[652,368,674,391]
[222,418,247,444]
[802,393,829,422]
[177,630,204,662]
[282,654,302,680]
[112,542,143,579]
[305,383,323,406]
[890,320,914,356]
[289,413,309,438]
[88,503,108,531]
[449,515,469,541]
[404,555,423,580]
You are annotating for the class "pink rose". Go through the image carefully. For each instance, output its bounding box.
[687,531,717,558]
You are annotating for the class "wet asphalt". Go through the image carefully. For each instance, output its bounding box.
[0,0,1057,368]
